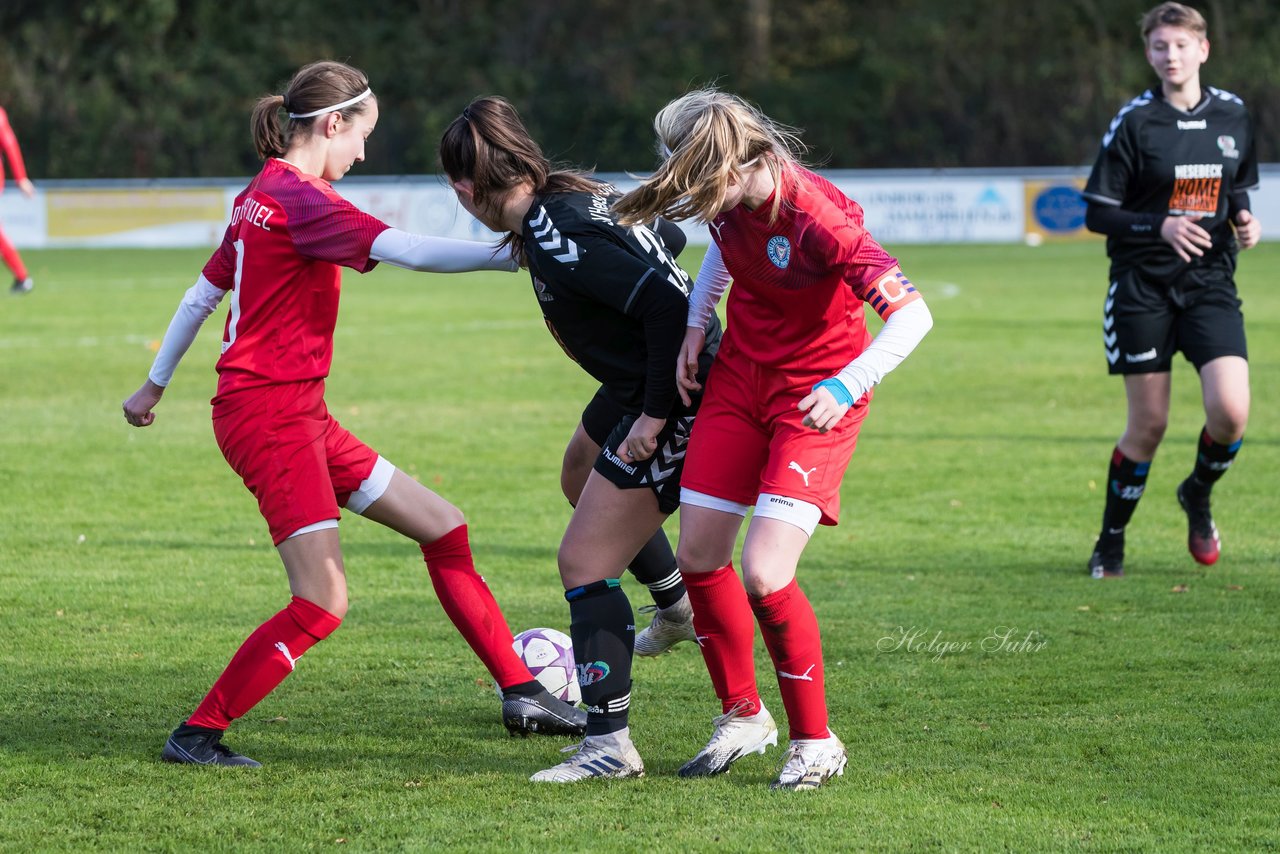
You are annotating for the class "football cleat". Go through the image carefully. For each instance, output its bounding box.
[502,687,587,737]
[678,701,778,777]
[529,729,644,783]
[1177,479,1220,566]
[10,277,33,295]
[770,731,848,790]
[634,595,696,656]
[160,724,261,767]
[1088,538,1125,579]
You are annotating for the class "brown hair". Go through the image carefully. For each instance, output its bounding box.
[1141,2,1207,42]
[439,96,601,258]
[250,60,374,160]
[613,88,806,227]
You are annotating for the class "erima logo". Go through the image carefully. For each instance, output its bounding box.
[1177,119,1207,130]
[788,461,817,486]
[766,235,791,269]
[1125,348,1157,363]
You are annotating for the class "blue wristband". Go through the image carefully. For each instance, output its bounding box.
[812,378,854,407]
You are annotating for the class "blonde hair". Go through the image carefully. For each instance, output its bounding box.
[613,88,806,226]
[1141,2,1207,42]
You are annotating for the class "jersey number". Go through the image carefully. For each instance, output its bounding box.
[631,224,692,296]
[223,238,245,353]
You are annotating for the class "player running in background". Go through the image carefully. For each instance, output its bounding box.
[1082,2,1260,579]
[614,88,933,790]
[122,62,585,768]
[439,96,722,782]
[0,104,36,294]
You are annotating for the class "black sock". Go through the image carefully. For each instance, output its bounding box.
[1185,427,1242,501]
[565,578,634,737]
[625,530,686,609]
[1099,447,1151,545]
[501,679,543,698]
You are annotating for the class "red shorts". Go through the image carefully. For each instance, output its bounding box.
[212,380,379,545]
[680,347,870,526]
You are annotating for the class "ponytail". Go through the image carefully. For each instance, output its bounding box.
[251,94,288,159]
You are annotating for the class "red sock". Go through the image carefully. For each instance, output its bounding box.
[681,563,761,716]
[751,580,829,740]
[421,525,531,689]
[0,227,27,281]
[186,596,341,731]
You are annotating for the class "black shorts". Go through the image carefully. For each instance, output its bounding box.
[580,386,699,516]
[1103,266,1247,375]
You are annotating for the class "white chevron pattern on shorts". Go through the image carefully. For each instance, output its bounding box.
[530,206,580,265]
[1104,280,1119,365]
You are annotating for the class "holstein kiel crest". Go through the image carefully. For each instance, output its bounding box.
[766,235,791,269]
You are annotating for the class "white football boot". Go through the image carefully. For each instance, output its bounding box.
[529,728,645,783]
[678,702,778,777]
[770,730,847,790]
[633,594,696,656]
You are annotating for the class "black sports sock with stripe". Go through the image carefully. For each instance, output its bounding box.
[566,578,634,737]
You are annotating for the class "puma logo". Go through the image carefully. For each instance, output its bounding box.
[788,461,817,487]
[275,641,298,671]
[778,664,816,682]
[708,220,725,240]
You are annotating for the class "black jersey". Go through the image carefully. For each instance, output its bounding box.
[522,186,722,418]
[1083,86,1259,280]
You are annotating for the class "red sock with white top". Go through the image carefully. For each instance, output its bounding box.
[681,563,762,716]
[420,524,532,690]
[750,579,830,740]
[186,595,341,731]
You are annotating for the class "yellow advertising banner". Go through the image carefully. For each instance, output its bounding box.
[1023,178,1101,244]
[45,188,225,238]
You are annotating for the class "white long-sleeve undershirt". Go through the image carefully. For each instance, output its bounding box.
[686,239,732,329]
[369,228,517,273]
[834,299,933,400]
[148,275,226,387]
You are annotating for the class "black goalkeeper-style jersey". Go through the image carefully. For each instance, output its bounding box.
[1084,86,1259,281]
[522,186,722,418]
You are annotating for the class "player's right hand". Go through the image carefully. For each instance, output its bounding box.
[676,326,706,407]
[122,380,165,427]
[1160,215,1212,263]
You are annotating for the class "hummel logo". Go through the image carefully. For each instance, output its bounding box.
[778,664,816,682]
[788,461,817,487]
[275,641,298,671]
[1125,348,1157,363]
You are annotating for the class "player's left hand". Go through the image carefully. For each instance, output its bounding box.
[618,414,665,463]
[1234,210,1262,250]
[17,178,34,199]
[798,386,849,433]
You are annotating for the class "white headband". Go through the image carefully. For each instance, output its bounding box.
[287,88,372,120]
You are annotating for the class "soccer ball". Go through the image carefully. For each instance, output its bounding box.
[501,627,581,705]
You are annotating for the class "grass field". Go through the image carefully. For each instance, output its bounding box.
[1,241,1277,852]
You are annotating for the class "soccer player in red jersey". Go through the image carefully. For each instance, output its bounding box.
[1082,2,1259,578]
[122,61,585,767]
[0,105,36,294]
[614,88,933,789]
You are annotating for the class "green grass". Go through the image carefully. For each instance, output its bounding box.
[1,242,1278,852]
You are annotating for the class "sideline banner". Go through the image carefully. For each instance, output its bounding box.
[1023,178,1100,244]
[44,188,226,247]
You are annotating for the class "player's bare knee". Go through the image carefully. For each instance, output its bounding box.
[675,542,727,575]
[1207,407,1248,443]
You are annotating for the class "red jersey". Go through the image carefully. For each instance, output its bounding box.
[710,166,915,373]
[0,107,29,189]
[202,158,390,396]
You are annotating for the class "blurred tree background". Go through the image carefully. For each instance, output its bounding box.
[2,0,1277,179]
